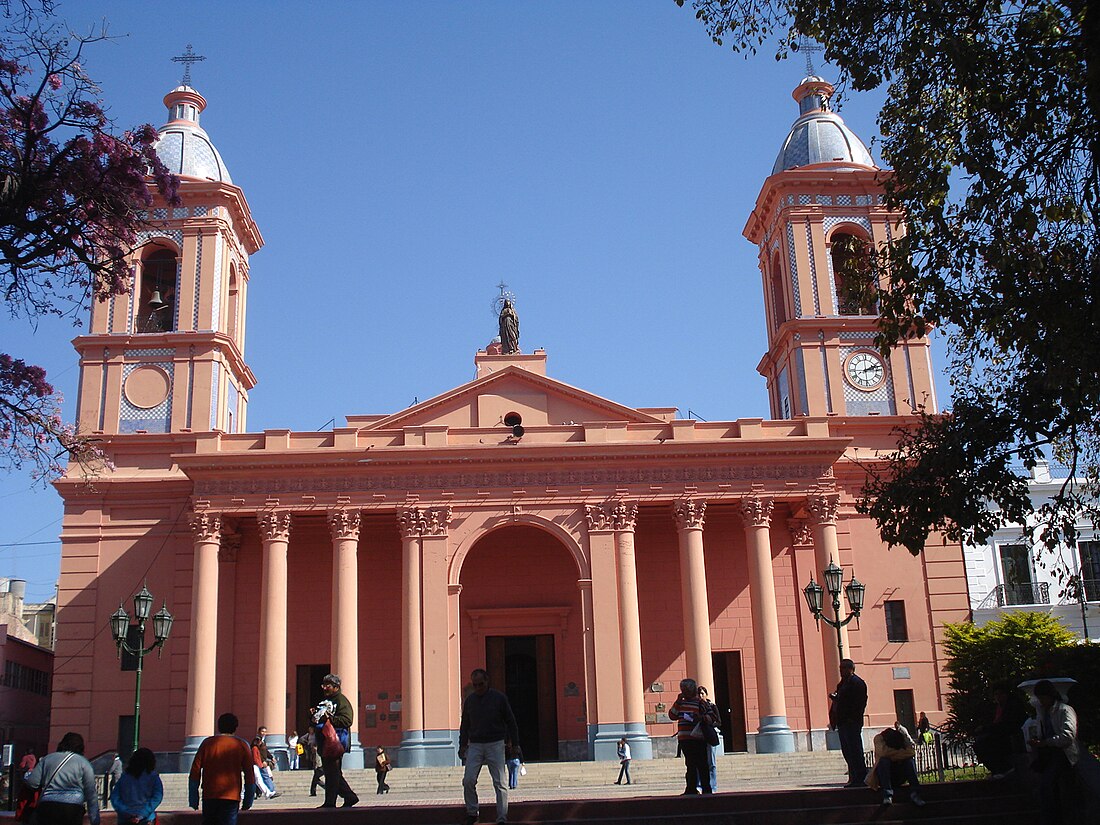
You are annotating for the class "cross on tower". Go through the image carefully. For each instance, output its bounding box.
[795,35,824,76]
[171,44,207,86]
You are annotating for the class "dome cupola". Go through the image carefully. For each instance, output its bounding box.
[771,76,875,175]
[154,84,233,183]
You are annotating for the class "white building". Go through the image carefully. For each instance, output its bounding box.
[966,463,1100,640]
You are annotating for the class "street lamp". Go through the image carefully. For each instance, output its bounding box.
[110,583,173,755]
[803,561,865,663]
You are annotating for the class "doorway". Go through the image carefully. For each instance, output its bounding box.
[486,635,558,760]
[711,650,748,752]
[893,689,916,736]
[295,663,331,736]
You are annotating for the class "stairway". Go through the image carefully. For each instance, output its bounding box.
[152,750,848,807]
[85,751,1040,824]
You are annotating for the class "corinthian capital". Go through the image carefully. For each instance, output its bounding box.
[787,518,813,547]
[807,492,841,526]
[328,507,362,541]
[740,495,774,528]
[584,503,614,532]
[397,507,424,539]
[258,510,293,543]
[610,499,638,533]
[423,506,453,536]
[189,510,222,543]
[673,499,706,531]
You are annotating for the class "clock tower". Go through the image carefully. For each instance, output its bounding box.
[743,76,936,419]
[72,81,262,436]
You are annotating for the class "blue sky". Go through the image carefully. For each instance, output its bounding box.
[0,1,937,603]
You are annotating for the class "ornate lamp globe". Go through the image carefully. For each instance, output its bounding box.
[845,576,866,615]
[110,604,130,643]
[153,603,174,642]
[133,583,154,621]
[823,561,844,596]
[803,577,824,616]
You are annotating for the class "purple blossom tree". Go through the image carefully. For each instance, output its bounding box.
[0,10,179,477]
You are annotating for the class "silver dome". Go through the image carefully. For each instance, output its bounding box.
[771,78,875,175]
[154,85,233,183]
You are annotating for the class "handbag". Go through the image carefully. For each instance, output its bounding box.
[320,719,345,759]
[18,752,75,822]
[519,764,527,776]
[691,719,720,747]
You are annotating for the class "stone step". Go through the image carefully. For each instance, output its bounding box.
[91,778,1037,825]
[153,750,847,803]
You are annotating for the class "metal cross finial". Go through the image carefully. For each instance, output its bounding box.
[491,281,516,317]
[795,35,824,76]
[171,44,207,86]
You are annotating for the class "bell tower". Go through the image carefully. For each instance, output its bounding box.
[73,81,263,435]
[743,76,936,419]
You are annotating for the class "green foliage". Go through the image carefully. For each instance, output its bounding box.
[677,0,1100,560]
[942,612,1100,749]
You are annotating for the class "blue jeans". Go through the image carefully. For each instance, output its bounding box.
[201,799,240,825]
[837,723,867,784]
[617,759,631,784]
[507,757,521,789]
[875,756,919,797]
[463,740,508,819]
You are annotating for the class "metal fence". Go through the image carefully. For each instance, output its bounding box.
[865,733,985,783]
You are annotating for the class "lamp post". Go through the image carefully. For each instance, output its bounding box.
[110,583,173,756]
[803,561,866,663]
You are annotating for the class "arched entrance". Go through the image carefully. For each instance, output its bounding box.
[458,524,586,761]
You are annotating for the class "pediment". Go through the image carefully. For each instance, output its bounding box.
[358,366,664,431]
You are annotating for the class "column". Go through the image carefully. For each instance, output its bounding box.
[183,510,221,764]
[397,508,425,762]
[612,500,653,758]
[789,517,831,746]
[673,499,714,694]
[584,502,625,760]
[808,491,847,691]
[740,496,795,753]
[257,510,291,763]
[409,506,457,766]
[329,507,364,769]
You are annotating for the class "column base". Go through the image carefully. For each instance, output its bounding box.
[589,723,639,761]
[177,736,207,774]
[341,733,365,770]
[621,721,654,760]
[398,729,460,767]
[754,715,796,753]
[265,735,290,771]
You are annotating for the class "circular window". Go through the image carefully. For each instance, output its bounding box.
[503,412,523,427]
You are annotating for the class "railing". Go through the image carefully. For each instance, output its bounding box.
[994,582,1050,606]
[1061,578,1100,604]
[864,732,984,783]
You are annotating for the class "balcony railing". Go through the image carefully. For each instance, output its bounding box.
[1062,578,1100,604]
[981,582,1050,607]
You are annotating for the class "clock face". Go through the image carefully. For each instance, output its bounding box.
[845,351,886,390]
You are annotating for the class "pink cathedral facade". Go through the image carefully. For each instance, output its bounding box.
[52,77,969,769]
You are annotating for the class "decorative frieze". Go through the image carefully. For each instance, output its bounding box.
[327,507,362,541]
[189,510,222,543]
[807,492,841,526]
[258,510,292,543]
[194,463,833,497]
[673,499,707,531]
[740,495,774,528]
